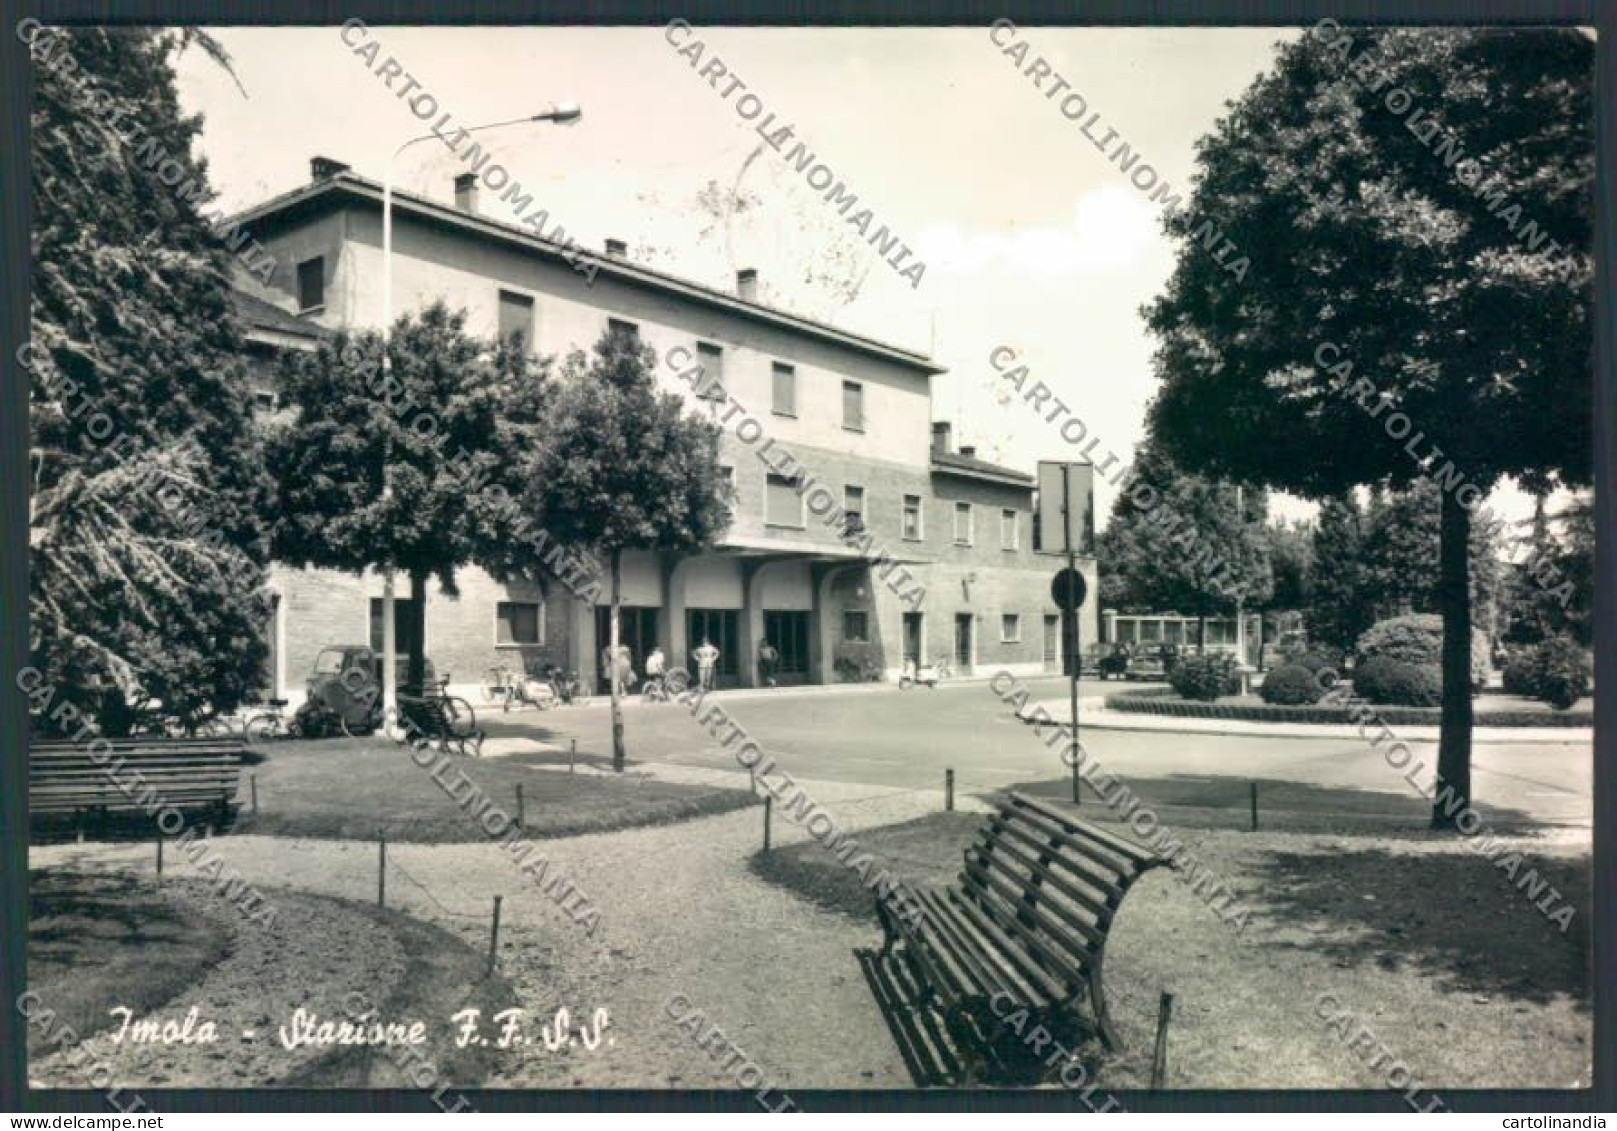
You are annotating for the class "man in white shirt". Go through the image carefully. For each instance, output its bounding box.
[693,637,720,691]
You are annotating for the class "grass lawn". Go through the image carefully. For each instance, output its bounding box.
[753,807,1592,1089]
[233,736,755,843]
[27,870,232,1063]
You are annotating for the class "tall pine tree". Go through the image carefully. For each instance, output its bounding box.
[29,28,269,734]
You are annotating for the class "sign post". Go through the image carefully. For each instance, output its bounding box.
[1043,461,1092,807]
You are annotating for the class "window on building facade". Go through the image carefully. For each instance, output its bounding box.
[843,610,869,643]
[843,485,865,534]
[772,362,796,416]
[841,380,864,431]
[498,290,535,349]
[902,495,923,541]
[1032,497,1043,552]
[1044,615,1060,663]
[953,501,973,545]
[697,342,724,400]
[765,473,804,527]
[297,257,325,312]
[496,601,544,646]
[607,317,639,341]
[1001,508,1019,550]
[1002,614,1021,643]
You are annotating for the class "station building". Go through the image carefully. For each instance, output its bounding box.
[233,158,1098,699]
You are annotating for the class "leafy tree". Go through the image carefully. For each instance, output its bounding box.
[265,304,538,695]
[1097,442,1273,651]
[521,327,731,769]
[28,28,270,734]
[1265,519,1314,612]
[1359,480,1504,627]
[1305,494,1372,654]
[1144,27,1593,827]
[1502,492,1591,647]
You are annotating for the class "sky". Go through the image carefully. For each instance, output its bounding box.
[174,24,1546,535]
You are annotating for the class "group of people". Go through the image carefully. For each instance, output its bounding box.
[599,637,785,697]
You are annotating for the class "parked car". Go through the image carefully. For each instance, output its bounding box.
[1082,643,1130,680]
[1125,643,1179,682]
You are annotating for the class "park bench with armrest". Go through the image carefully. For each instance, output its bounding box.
[29,736,243,830]
[397,691,484,757]
[876,790,1167,1068]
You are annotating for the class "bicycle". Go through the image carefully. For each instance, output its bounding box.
[482,665,518,707]
[242,698,299,742]
[641,669,688,703]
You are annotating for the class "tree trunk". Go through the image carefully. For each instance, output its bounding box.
[406,567,428,697]
[1196,614,1206,655]
[1432,489,1474,830]
[610,548,625,772]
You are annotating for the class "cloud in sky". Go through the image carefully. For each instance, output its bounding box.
[917,184,1160,279]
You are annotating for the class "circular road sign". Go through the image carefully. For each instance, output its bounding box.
[1051,567,1088,612]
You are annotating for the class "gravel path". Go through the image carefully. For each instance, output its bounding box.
[28,873,408,1089]
[29,768,955,1091]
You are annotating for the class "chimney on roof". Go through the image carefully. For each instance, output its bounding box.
[310,156,350,181]
[960,444,977,458]
[454,173,479,215]
[605,238,628,259]
[932,422,952,455]
[737,267,759,303]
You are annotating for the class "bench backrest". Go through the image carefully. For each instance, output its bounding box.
[30,738,243,814]
[958,790,1163,995]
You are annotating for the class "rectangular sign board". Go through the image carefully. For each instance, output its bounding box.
[1037,461,1095,556]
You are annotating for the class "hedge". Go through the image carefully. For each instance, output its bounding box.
[1103,688,1591,727]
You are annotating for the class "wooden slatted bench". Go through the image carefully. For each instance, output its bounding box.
[876,790,1167,1061]
[30,736,244,830]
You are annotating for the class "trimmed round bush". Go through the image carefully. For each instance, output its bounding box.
[1501,648,1540,696]
[1532,636,1591,711]
[1351,656,1442,707]
[1280,647,1346,681]
[1356,614,1489,691]
[1259,664,1325,706]
[1169,652,1240,702]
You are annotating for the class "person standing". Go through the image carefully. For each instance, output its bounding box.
[645,645,667,699]
[693,637,720,692]
[758,639,780,688]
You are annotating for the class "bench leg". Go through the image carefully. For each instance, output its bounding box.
[875,899,897,957]
[1088,959,1122,1051]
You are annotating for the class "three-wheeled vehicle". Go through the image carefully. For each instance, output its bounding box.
[294,645,437,738]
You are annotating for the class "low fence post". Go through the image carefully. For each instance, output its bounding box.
[569,738,577,774]
[1249,782,1259,832]
[763,795,773,853]
[945,768,955,812]
[250,773,259,816]
[378,831,387,908]
[486,895,503,978]
[1151,991,1174,1088]
[155,831,163,876]
[515,783,525,828]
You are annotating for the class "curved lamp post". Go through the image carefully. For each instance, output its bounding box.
[379,102,581,723]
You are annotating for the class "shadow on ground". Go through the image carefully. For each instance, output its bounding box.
[1249,846,1590,1007]
[1006,775,1546,837]
[856,948,1107,1088]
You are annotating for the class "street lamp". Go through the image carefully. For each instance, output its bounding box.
[378,102,582,723]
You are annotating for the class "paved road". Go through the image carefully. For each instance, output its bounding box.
[481,677,1592,828]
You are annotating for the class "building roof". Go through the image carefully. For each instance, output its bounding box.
[229,169,948,377]
[232,287,330,342]
[930,449,1035,488]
